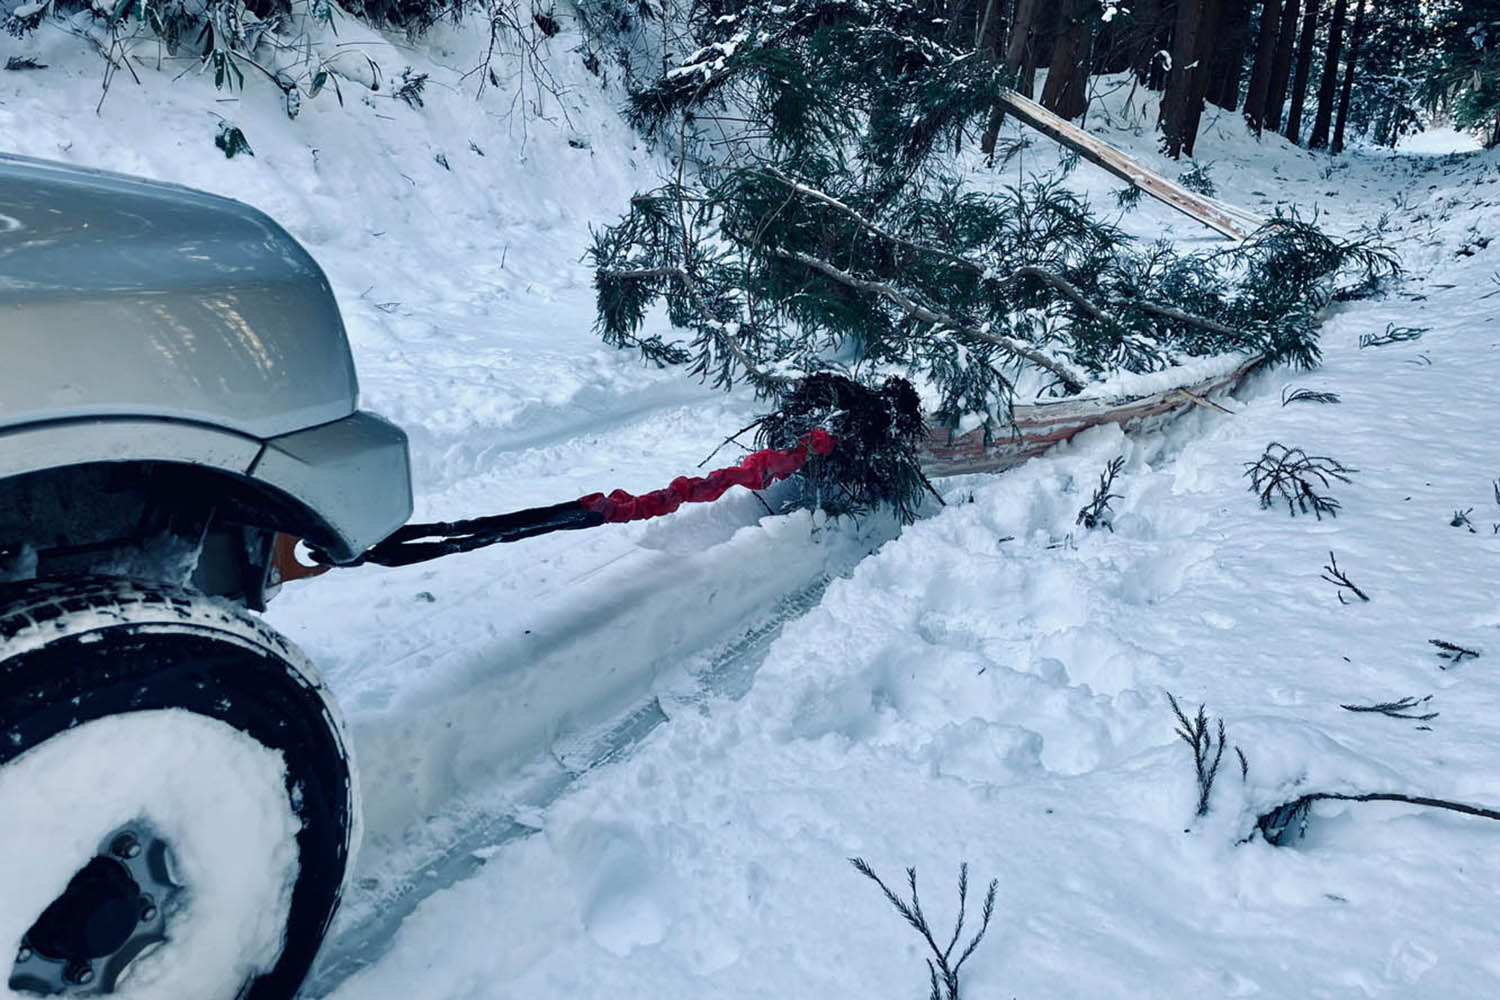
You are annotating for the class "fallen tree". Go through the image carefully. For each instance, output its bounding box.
[591,0,1398,519]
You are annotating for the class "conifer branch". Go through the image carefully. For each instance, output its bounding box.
[754,166,1245,342]
[773,248,1090,391]
[597,264,791,388]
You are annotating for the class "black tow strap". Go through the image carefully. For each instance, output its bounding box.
[323,501,606,569]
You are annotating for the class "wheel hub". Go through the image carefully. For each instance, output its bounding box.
[10,823,181,996]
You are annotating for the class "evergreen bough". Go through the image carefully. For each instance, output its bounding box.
[590,0,1398,517]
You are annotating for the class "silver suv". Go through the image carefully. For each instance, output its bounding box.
[0,154,412,999]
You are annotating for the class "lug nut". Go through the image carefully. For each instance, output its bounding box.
[15,946,31,964]
[140,896,158,923]
[64,962,94,986]
[110,833,141,860]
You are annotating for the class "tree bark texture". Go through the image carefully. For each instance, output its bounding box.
[1160,0,1224,158]
[1242,0,1282,130]
[1331,0,1365,153]
[1307,0,1347,148]
[982,0,1053,153]
[1283,0,1319,144]
[1264,0,1299,130]
[1039,0,1096,120]
[1206,0,1251,110]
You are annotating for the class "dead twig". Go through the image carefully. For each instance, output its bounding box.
[1281,386,1341,406]
[1340,695,1437,721]
[1167,693,1227,817]
[849,859,998,1000]
[1430,638,1480,668]
[1320,551,1370,603]
[1244,443,1355,519]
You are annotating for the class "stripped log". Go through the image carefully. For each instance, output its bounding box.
[921,355,1259,478]
[996,89,1268,240]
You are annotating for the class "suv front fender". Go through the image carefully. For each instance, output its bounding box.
[0,413,411,564]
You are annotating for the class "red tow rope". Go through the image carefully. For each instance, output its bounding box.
[579,429,836,522]
[321,430,837,569]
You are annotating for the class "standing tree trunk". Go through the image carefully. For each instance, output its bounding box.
[1264,0,1300,131]
[1283,0,1320,144]
[1007,0,1052,94]
[1330,0,1365,153]
[1039,0,1096,120]
[1306,0,1347,148]
[1147,0,1177,90]
[1242,0,1282,130]
[1206,0,1251,110]
[1160,0,1224,158]
[981,0,1048,155]
[974,0,1009,55]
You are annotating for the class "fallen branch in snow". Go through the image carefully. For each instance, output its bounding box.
[1257,792,1500,846]
[1430,638,1480,668]
[1339,695,1437,721]
[596,265,790,389]
[1167,694,1227,818]
[1358,323,1428,349]
[1076,456,1125,531]
[849,859,997,1000]
[1320,551,1370,603]
[1244,443,1355,520]
[1281,386,1342,406]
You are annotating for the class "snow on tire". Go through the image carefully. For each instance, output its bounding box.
[0,578,358,999]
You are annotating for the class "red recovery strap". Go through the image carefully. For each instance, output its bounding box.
[309,429,839,570]
[579,429,836,523]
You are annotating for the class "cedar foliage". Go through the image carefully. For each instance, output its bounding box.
[591,0,1398,516]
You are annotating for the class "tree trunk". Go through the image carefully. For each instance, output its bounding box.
[981,0,1045,155]
[1127,0,1164,81]
[1160,0,1223,158]
[1306,0,1346,148]
[1264,0,1299,131]
[1039,0,1095,120]
[1006,0,1053,95]
[1283,0,1319,144]
[974,0,1008,56]
[1206,0,1251,110]
[1242,0,1282,130]
[1330,0,1365,153]
[1147,0,1177,90]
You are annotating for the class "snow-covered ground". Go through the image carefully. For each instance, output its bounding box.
[5,14,1500,998]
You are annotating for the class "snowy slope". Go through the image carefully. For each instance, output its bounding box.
[321,131,1500,998]
[6,17,1500,997]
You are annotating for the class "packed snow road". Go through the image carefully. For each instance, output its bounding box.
[6,17,1500,996]
[307,135,1500,998]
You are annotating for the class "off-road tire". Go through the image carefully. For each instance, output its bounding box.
[0,577,357,999]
